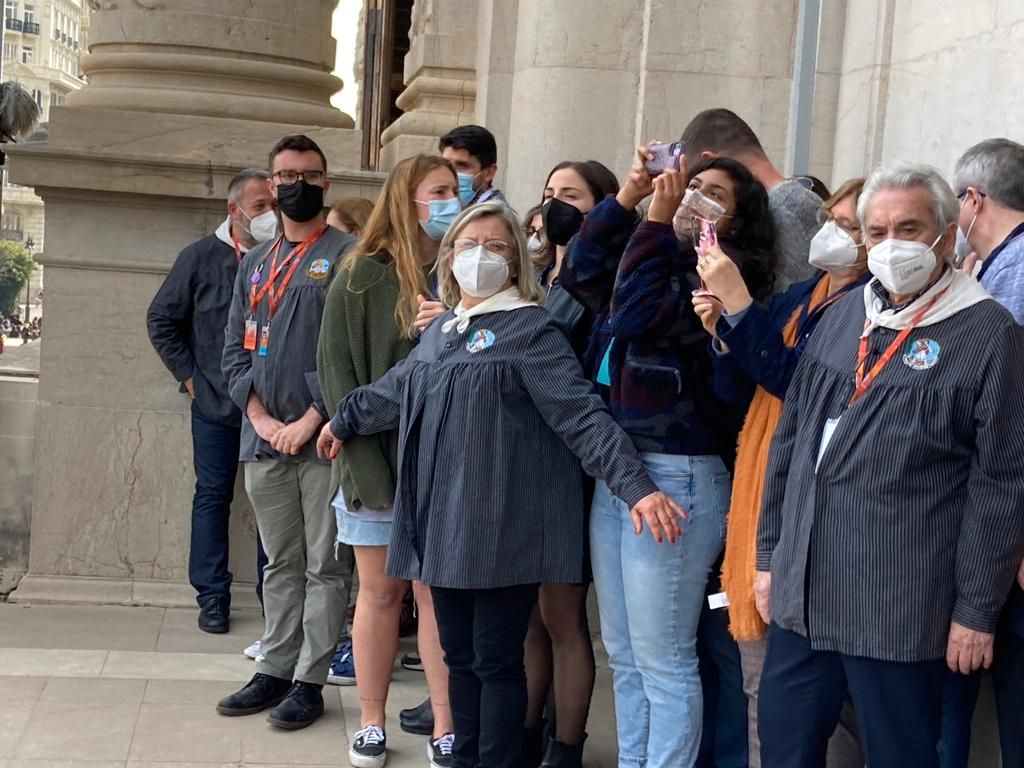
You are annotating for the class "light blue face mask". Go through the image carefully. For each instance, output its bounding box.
[417,197,462,241]
[457,173,479,206]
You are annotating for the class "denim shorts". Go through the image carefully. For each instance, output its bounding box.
[332,489,393,547]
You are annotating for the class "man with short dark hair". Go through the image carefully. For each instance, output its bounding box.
[439,124,505,206]
[217,135,356,730]
[147,168,275,635]
[682,108,821,288]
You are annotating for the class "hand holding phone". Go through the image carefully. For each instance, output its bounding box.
[644,141,684,177]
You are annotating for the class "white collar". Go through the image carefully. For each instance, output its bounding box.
[863,267,991,333]
[441,287,537,335]
[215,217,248,253]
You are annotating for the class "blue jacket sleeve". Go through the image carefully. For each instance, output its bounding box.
[982,260,1024,326]
[709,343,758,407]
[559,195,638,316]
[718,300,801,400]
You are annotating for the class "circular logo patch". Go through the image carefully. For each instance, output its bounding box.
[307,258,331,280]
[466,329,496,354]
[903,338,941,370]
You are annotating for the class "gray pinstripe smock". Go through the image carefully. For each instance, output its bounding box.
[330,305,659,589]
[756,289,1024,662]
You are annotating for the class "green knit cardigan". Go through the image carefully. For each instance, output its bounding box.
[316,253,415,512]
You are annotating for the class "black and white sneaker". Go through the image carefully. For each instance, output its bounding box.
[350,725,387,768]
[427,733,455,768]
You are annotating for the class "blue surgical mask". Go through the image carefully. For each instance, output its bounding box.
[416,197,461,241]
[457,173,479,206]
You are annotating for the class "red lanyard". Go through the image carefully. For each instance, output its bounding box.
[849,287,948,406]
[248,225,327,319]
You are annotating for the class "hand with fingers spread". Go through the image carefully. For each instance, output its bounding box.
[616,144,657,212]
[414,293,446,332]
[629,491,688,544]
[316,421,345,461]
[696,244,752,316]
[946,621,994,674]
[647,170,686,225]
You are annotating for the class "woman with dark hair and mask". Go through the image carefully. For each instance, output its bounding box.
[518,160,620,768]
[559,146,776,768]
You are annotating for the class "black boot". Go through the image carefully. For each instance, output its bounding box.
[520,722,547,768]
[216,673,291,716]
[399,697,434,735]
[198,596,230,634]
[539,736,586,768]
[266,681,325,730]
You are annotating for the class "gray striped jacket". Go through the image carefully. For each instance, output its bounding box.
[756,290,1024,662]
[330,306,659,589]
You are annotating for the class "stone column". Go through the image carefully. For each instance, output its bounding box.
[473,0,519,191]
[5,0,383,607]
[378,0,478,170]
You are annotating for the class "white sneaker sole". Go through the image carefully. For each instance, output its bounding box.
[327,674,357,686]
[349,747,387,768]
[426,742,452,768]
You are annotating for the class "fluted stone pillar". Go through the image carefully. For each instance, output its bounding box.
[378,0,478,170]
[5,0,382,607]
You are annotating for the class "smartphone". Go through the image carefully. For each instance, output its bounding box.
[644,141,685,177]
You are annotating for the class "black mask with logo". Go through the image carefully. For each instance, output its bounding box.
[542,198,585,246]
[276,180,325,223]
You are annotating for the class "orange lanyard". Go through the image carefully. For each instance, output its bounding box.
[849,287,948,407]
[248,226,326,319]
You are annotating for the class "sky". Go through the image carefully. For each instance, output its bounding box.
[331,1,361,121]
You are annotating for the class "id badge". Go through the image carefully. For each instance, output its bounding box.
[243,317,258,351]
[258,323,270,357]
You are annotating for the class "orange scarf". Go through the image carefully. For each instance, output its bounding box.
[722,275,833,641]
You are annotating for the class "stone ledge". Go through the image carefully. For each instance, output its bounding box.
[9,575,262,610]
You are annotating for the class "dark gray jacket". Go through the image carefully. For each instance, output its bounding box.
[331,306,659,589]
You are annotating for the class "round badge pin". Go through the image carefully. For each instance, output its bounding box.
[903,338,940,370]
[307,258,331,280]
[466,329,496,353]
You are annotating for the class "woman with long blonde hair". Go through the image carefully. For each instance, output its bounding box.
[317,154,460,768]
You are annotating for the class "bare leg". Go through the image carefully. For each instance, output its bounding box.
[538,583,595,745]
[352,545,407,728]
[524,605,554,729]
[415,581,454,737]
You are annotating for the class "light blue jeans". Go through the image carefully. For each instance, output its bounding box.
[591,453,729,768]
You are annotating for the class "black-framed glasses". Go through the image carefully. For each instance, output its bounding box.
[274,169,326,185]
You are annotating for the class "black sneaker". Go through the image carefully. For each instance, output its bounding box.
[401,652,424,671]
[427,733,455,768]
[216,673,291,716]
[399,697,434,735]
[198,596,230,634]
[349,724,387,768]
[266,681,324,730]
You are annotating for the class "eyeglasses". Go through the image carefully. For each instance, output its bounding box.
[273,169,326,185]
[453,239,512,257]
[956,189,987,200]
[525,226,544,237]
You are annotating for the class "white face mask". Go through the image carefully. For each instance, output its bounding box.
[527,234,544,253]
[955,196,979,263]
[242,209,279,243]
[867,234,943,295]
[808,220,861,270]
[452,245,511,298]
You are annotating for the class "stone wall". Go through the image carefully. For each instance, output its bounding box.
[0,374,36,594]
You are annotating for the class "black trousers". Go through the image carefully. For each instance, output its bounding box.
[758,622,945,768]
[432,583,540,768]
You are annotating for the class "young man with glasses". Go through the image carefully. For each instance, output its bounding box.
[217,135,357,730]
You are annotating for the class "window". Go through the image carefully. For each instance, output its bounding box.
[30,88,41,108]
[21,45,32,63]
[22,3,32,24]
[4,1,16,21]
[49,90,64,108]
[2,42,16,60]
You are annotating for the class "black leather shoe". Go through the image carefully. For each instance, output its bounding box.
[216,673,292,716]
[267,681,324,730]
[198,596,230,634]
[399,697,434,735]
[539,737,586,768]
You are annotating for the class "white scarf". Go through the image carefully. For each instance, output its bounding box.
[441,287,537,334]
[862,266,991,333]
[215,217,248,253]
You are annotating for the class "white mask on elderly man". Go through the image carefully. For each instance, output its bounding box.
[453,245,511,298]
[808,220,861,270]
[867,234,943,295]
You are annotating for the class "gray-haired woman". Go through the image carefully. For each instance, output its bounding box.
[317,202,686,768]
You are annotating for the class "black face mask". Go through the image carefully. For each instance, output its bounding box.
[276,180,325,223]
[542,198,585,246]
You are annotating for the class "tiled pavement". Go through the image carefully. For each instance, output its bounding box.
[0,603,618,768]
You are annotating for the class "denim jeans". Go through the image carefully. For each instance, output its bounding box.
[591,453,729,768]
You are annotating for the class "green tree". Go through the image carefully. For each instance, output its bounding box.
[0,240,34,316]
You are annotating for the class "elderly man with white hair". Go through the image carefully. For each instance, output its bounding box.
[751,162,1024,768]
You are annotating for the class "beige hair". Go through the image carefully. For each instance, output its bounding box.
[436,202,546,308]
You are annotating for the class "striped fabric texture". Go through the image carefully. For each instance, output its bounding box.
[756,290,1024,662]
[330,306,659,589]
